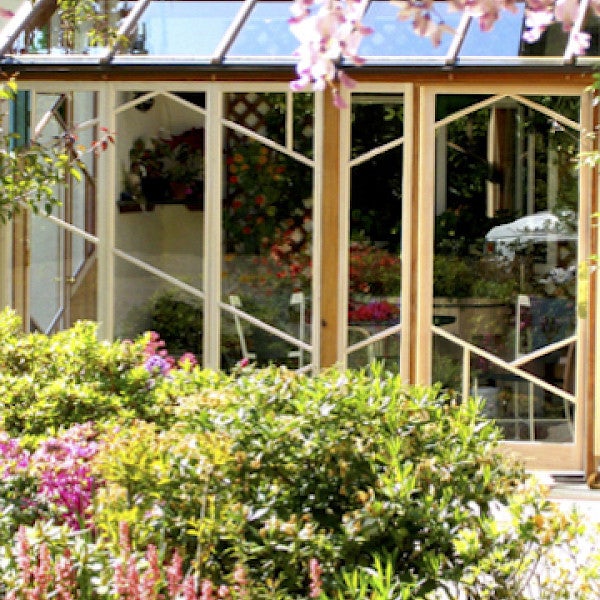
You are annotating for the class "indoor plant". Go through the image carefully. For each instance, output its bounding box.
[127,128,204,207]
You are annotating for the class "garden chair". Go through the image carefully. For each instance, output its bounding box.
[229,294,256,361]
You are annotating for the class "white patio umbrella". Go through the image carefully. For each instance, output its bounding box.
[485,211,577,245]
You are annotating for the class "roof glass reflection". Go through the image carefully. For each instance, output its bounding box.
[460,4,528,57]
[227,1,298,60]
[135,1,242,56]
[360,1,461,58]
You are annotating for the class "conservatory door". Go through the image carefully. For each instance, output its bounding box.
[344,90,407,373]
[17,91,98,333]
[425,89,590,472]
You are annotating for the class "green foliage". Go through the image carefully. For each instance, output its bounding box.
[166,365,527,595]
[0,309,181,438]
[149,289,203,356]
[0,312,599,598]
[0,78,84,222]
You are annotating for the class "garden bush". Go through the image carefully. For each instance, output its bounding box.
[0,308,598,599]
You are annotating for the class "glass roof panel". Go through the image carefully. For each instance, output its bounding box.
[133,1,243,56]
[460,4,526,57]
[226,1,298,59]
[360,1,462,58]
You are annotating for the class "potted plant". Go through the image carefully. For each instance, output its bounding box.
[126,128,204,208]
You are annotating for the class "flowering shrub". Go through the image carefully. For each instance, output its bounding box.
[0,310,599,598]
[349,241,401,296]
[32,424,101,530]
[347,299,399,323]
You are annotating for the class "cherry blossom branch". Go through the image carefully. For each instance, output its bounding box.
[289,0,595,107]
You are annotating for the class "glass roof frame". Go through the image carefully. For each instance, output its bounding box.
[0,0,597,69]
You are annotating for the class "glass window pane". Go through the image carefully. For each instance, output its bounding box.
[221,92,313,369]
[137,1,242,56]
[348,93,403,372]
[360,1,461,58]
[227,1,299,59]
[432,94,580,428]
[461,4,525,57]
[114,89,205,359]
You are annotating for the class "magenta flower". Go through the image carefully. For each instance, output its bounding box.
[32,424,101,529]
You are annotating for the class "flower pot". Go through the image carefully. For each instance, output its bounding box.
[141,176,168,206]
[169,181,191,201]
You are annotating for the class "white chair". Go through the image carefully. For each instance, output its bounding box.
[229,295,256,361]
[515,294,531,358]
[288,292,306,368]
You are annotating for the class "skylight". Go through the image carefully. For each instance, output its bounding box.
[0,0,598,67]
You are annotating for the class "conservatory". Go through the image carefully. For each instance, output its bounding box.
[0,0,598,476]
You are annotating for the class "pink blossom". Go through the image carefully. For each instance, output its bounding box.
[309,558,323,598]
[289,0,371,103]
[140,545,161,599]
[31,543,51,598]
[54,549,76,600]
[200,579,215,600]
[16,526,32,586]
[182,575,197,600]
[233,564,249,598]
[166,550,184,597]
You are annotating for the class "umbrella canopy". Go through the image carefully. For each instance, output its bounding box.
[485,211,577,244]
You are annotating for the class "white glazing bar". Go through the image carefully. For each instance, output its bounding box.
[211,0,257,64]
[286,90,293,152]
[462,346,471,401]
[97,84,115,340]
[433,324,576,403]
[445,14,472,66]
[205,87,223,369]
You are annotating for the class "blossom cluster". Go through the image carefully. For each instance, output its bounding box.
[289,0,371,108]
[289,0,596,106]
[144,330,197,376]
[0,425,101,530]
[7,519,324,600]
[348,299,400,322]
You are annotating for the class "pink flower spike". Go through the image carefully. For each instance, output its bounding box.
[199,579,215,600]
[309,558,323,598]
[166,551,183,597]
[182,575,198,600]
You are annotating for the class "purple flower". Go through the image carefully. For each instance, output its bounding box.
[144,354,172,376]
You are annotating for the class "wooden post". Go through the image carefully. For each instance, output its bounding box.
[319,95,342,367]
